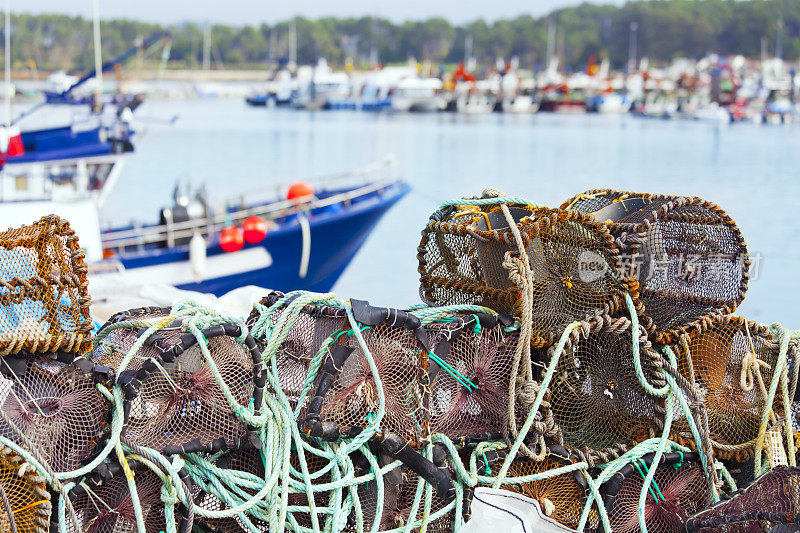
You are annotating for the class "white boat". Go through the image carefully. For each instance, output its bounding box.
[587,92,631,114]
[292,59,351,110]
[501,94,539,114]
[456,92,497,114]
[390,77,446,112]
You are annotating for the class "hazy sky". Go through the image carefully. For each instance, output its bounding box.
[18,0,623,26]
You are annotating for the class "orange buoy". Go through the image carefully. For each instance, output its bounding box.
[219,226,244,253]
[287,181,315,201]
[242,215,268,244]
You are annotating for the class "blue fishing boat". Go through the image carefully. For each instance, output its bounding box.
[12,121,134,164]
[98,160,409,295]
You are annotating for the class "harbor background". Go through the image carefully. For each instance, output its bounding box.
[101,97,800,325]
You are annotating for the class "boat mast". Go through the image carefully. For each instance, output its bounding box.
[289,20,297,70]
[4,0,10,126]
[627,21,638,74]
[92,0,103,112]
[202,22,211,71]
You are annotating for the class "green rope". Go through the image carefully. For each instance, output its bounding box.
[439,197,539,208]
[633,459,665,502]
[427,351,478,392]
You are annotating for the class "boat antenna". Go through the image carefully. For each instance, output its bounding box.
[4,0,10,127]
[92,0,103,112]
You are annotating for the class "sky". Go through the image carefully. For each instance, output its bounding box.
[17,0,624,26]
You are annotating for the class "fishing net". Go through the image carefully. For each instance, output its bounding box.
[602,451,712,533]
[0,443,51,533]
[671,316,798,462]
[0,357,111,473]
[540,315,667,464]
[90,307,180,374]
[96,309,264,455]
[561,190,749,344]
[685,465,800,532]
[59,461,174,533]
[417,200,631,347]
[468,446,595,530]
[0,215,92,357]
[251,292,430,446]
[426,313,517,443]
[247,292,349,411]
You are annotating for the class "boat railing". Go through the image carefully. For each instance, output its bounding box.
[232,155,397,205]
[101,158,400,251]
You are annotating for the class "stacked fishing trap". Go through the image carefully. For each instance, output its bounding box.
[0,191,798,533]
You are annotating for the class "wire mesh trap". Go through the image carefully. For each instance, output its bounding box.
[0,443,51,533]
[0,215,92,357]
[0,357,111,473]
[601,451,712,533]
[101,312,264,455]
[561,190,750,344]
[417,201,631,347]
[90,307,180,374]
[426,313,518,444]
[246,292,350,411]
[685,465,800,533]
[58,460,185,533]
[250,292,431,446]
[467,445,595,530]
[540,316,667,464]
[671,316,798,462]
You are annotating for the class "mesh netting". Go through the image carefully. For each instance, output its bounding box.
[61,462,169,533]
[540,316,666,463]
[427,317,517,442]
[0,215,92,356]
[562,190,749,344]
[251,292,429,445]
[417,203,630,347]
[602,451,711,533]
[247,293,349,412]
[124,329,259,454]
[0,215,792,533]
[469,446,595,530]
[90,307,181,374]
[303,323,427,443]
[672,316,795,462]
[0,357,110,473]
[94,309,262,454]
[0,443,51,533]
[685,466,800,532]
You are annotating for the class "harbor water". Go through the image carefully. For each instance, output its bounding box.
[105,98,800,325]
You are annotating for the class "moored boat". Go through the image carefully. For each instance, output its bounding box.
[95,157,409,295]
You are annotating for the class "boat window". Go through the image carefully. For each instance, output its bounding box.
[15,175,28,192]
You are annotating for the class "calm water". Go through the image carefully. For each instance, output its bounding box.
[104,98,800,326]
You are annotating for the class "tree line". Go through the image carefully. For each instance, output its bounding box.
[8,0,800,73]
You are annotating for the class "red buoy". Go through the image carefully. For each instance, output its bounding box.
[287,181,315,201]
[242,215,268,244]
[219,226,244,253]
